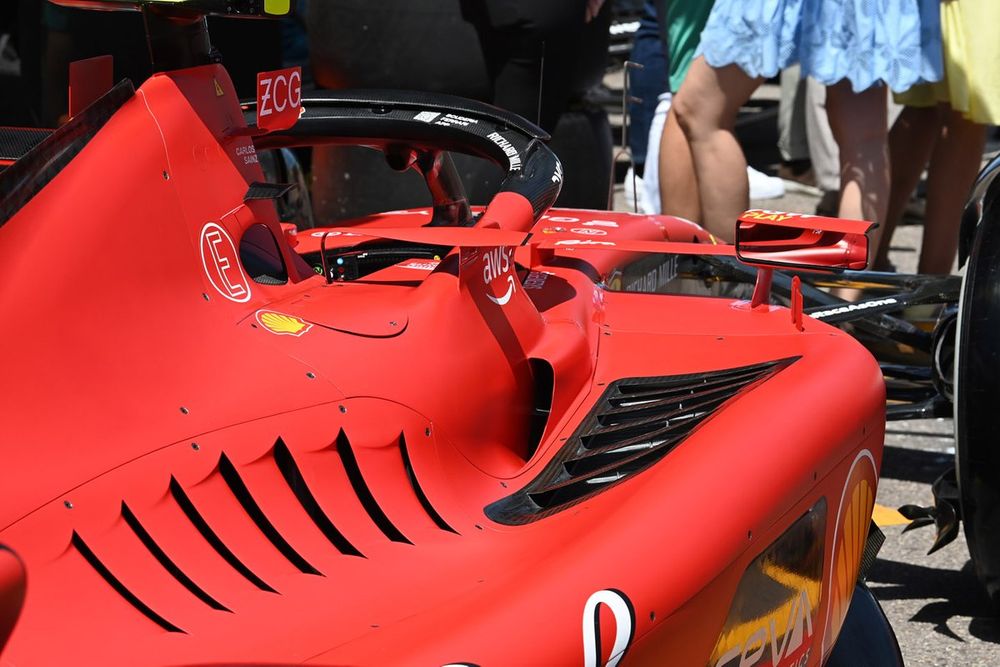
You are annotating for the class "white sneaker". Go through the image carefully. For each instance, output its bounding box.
[747,165,785,200]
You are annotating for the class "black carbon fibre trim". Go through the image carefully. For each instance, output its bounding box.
[485,358,799,525]
[251,89,561,221]
[0,127,52,162]
[0,80,133,229]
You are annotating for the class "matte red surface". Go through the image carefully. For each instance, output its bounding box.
[0,63,885,666]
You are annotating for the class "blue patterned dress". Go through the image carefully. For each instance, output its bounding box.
[696,0,943,92]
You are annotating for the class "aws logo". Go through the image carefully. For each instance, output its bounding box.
[482,247,516,306]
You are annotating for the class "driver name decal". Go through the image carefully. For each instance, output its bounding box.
[200,222,251,303]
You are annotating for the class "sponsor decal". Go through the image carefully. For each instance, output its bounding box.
[554,239,615,247]
[541,227,566,234]
[552,161,564,184]
[255,310,312,337]
[414,111,441,123]
[310,230,362,238]
[822,450,877,656]
[709,500,826,667]
[581,220,619,228]
[486,132,522,171]
[547,216,580,223]
[200,222,251,302]
[400,260,440,271]
[622,256,678,293]
[741,209,816,223]
[435,113,477,127]
[582,589,634,667]
[524,271,551,290]
[809,298,899,319]
[482,247,516,306]
[571,228,608,236]
[256,66,302,132]
[213,79,225,97]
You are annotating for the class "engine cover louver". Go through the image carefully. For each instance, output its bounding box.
[485,357,799,525]
[68,429,457,633]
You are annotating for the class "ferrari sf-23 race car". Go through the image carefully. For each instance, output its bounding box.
[0,1,955,665]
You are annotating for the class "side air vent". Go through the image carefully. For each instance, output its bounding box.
[71,531,185,634]
[272,438,365,557]
[485,358,798,525]
[336,430,413,545]
[218,453,323,575]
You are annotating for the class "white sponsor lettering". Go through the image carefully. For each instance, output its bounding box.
[713,590,814,667]
[809,298,899,319]
[555,239,615,247]
[582,590,634,667]
[581,220,619,228]
[199,222,251,303]
[400,260,440,271]
[482,247,516,306]
[552,161,564,184]
[486,132,522,171]
[571,228,608,236]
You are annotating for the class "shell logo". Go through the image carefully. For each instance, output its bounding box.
[255,310,312,337]
[822,449,877,655]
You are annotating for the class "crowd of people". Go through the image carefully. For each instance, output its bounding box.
[627,0,999,275]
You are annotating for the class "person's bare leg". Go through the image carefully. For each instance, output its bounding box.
[876,104,942,269]
[919,108,987,274]
[658,108,701,222]
[826,81,890,267]
[671,58,763,241]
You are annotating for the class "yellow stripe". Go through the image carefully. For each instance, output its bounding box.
[264,0,290,15]
[872,503,910,527]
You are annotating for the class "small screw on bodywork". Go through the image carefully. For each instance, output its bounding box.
[191,442,200,451]
[339,405,347,414]
[649,611,656,621]
[425,427,432,436]
[500,481,507,488]
[180,406,190,415]
[202,293,210,301]
[306,372,316,379]
[747,530,753,540]
[475,524,484,530]
[389,321,398,327]
[63,500,73,509]
[162,171,169,180]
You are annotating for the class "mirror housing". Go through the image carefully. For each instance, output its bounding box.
[735,210,874,272]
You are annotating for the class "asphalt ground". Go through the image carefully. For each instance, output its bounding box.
[607,83,1000,664]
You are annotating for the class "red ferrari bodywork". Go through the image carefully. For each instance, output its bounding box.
[0,59,885,666]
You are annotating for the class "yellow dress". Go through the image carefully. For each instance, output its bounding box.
[895,0,1000,124]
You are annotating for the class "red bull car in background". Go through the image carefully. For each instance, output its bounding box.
[3,0,996,664]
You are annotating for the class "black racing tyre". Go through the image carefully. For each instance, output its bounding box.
[825,583,904,667]
[954,172,1000,609]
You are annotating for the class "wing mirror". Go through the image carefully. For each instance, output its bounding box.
[735,210,874,272]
